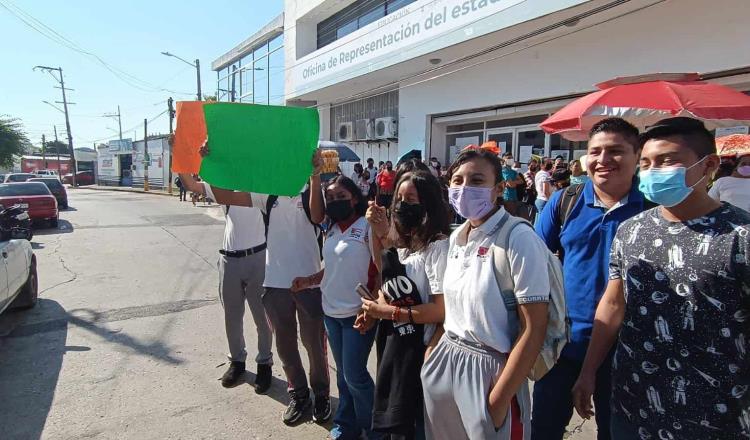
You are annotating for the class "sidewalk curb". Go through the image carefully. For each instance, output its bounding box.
[73,185,178,198]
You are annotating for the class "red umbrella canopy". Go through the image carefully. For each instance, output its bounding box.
[541,73,750,141]
[716,134,750,157]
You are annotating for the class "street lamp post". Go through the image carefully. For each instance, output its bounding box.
[161,52,201,101]
[35,65,77,185]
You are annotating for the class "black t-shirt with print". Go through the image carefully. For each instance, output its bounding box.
[609,203,750,439]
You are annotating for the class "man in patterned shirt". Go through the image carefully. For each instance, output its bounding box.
[572,117,750,439]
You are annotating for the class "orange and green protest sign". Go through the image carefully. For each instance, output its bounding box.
[172,101,320,197]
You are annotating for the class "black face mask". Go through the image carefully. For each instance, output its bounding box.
[394,202,425,229]
[386,166,393,171]
[326,199,354,223]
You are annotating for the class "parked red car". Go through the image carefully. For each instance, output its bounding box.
[63,171,94,186]
[29,177,68,209]
[0,183,58,227]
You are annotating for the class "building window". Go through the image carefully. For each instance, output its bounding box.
[317,0,417,49]
[215,33,284,105]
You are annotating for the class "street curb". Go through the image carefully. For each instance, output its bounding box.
[72,185,178,198]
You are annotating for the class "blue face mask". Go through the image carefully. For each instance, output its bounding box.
[638,157,707,207]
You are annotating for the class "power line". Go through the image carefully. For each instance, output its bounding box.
[0,0,194,96]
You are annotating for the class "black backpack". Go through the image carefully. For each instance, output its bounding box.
[261,188,323,257]
[555,183,657,228]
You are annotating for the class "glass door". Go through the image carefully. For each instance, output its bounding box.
[516,126,546,165]
[485,129,514,156]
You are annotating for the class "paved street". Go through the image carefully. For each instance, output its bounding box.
[0,189,594,440]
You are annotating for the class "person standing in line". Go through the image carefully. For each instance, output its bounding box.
[553,156,566,171]
[177,171,274,394]
[428,157,442,178]
[422,149,550,440]
[572,117,750,439]
[709,153,750,212]
[377,161,397,208]
[501,152,524,213]
[550,169,571,192]
[523,159,539,205]
[533,118,648,440]
[175,175,187,201]
[352,163,364,183]
[293,176,380,440]
[534,160,554,217]
[569,159,589,186]
[366,158,378,200]
[359,171,371,199]
[361,170,450,440]
[191,148,331,426]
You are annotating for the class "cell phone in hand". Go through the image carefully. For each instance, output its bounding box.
[356,283,377,301]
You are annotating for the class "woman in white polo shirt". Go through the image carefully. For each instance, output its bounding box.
[421,149,550,440]
[292,176,379,440]
[709,153,750,212]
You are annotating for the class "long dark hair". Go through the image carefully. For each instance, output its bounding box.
[325,175,367,216]
[389,171,450,252]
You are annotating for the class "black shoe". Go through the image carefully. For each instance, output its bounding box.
[220,361,246,388]
[254,364,272,395]
[283,390,311,425]
[312,395,332,423]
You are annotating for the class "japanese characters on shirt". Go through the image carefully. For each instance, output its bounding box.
[608,203,750,439]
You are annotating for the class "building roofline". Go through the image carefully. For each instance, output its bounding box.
[212,13,284,71]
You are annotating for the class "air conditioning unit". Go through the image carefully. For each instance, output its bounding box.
[375,117,398,139]
[355,119,375,141]
[336,122,354,142]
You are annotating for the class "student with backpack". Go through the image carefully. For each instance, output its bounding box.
[422,148,555,440]
[180,148,331,427]
[532,118,653,440]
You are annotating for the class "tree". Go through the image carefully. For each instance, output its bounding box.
[44,140,69,155]
[0,117,30,169]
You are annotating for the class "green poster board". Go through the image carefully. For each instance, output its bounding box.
[200,103,320,196]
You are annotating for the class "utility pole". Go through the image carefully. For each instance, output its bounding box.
[54,126,61,174]
[42,135,47,169]
[34,65,77,185]
[195,59,202,101]
[143,119,149,192]
[103,105,123,145]
[167,97,175,194]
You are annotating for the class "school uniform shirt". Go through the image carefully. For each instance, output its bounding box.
[366,166,377,184]
[709,176,750,212]
[535,170,552,201]
[397,238,449,345]
[251,193,322,289]
[609,203,750,439]
[321,216,373,318]
[202,183,265,251]
[443,208,550,353]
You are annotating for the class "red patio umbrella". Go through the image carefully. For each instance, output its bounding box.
[716,134,750,157]
[541,73,750,140]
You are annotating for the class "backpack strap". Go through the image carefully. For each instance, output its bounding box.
[263,195,278,238]
[555,183,585,228]
[490,211,533,340]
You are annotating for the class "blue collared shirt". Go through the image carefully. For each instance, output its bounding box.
[535,179,648,360]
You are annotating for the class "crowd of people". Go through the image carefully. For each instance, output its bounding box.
[175,115,749,440]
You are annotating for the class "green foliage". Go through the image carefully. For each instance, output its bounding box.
[44,140,69,155]
[0,117,30,169]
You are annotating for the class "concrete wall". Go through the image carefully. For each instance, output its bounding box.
[399,0,750,154]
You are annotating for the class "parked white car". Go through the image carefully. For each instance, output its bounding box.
[0,239,37,314]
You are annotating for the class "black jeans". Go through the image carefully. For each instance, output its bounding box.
[531,354,613,440]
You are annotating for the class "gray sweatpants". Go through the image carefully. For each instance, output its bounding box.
[218,251,273,365]
[421,334,531,440]
[262,287,330,398]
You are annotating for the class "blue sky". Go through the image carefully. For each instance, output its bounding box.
[0,0,283,149]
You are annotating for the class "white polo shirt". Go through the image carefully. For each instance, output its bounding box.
[252,193,322,289]
[321,216,373,318]
[398,238,448,345]
[443,207,550,353]
[535,170,552,201]
[202,183,265,251]
[709,176,750,212]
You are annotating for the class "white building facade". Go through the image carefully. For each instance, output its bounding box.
[284,0,750,165]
